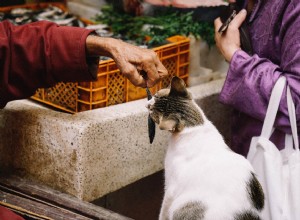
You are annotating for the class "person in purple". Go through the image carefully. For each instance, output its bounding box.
[214,0,300,157]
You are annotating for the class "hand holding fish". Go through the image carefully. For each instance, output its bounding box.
[86,35,168,88]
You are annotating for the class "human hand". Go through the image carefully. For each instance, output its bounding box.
[86,35,168,88]
[214,9,247,62]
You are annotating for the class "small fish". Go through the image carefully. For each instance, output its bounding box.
[145,86,152,101]
[141,70,156,144]
[146,87,156,144]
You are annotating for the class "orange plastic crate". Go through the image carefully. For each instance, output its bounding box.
[31,35,190,113]
[0,3,190,113]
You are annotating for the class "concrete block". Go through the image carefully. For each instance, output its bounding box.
[188,36,229,86]
[0,78,231,201]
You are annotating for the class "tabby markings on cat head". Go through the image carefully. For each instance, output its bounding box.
[146,76,204,133]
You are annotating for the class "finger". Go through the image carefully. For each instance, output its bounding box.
[155,61,168,80]
[117,57,147,87]
[142,64,159,88]
[145,56,168,87]
[229,9,247,29]
[214,17,222,32]
[157,62,168,78]
[126,64,147,87]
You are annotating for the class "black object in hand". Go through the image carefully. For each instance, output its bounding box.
[219,3,253,55]
[141,70,156,144]
[146,87,156,144]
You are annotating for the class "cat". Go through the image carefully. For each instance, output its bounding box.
[146,76,264,220]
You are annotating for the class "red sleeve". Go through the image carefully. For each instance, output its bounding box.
[0,20,98,107]
[0,206,24,220]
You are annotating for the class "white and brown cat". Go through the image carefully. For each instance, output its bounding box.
[146,76,264,220]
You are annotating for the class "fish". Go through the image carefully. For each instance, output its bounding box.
[141,70,156,144]
[4,6,84,27]
[146,87,156,144]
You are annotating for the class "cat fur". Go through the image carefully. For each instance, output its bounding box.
[146,76,264,220]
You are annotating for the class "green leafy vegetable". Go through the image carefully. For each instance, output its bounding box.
[93,4,215,47]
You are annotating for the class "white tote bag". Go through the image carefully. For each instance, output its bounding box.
[247,76,300,220]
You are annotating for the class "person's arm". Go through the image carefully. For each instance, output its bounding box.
[0,20,167,107]
[214,4,300,130]
[0,20,97,107]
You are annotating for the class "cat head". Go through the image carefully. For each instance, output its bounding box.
[146,76,204,133]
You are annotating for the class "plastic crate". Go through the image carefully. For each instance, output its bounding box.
[1,3,190,113]
[31,35,190,113]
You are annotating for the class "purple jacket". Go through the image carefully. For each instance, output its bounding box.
[219,0,300,156]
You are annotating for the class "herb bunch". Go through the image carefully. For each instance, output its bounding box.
[94,4,215,47]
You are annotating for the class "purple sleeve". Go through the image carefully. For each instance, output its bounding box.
[219,3,300,130]
[219,50,283,121]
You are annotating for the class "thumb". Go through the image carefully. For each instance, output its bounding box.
[230,9,247,29]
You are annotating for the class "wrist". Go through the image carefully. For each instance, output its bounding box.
[224,47,240,62]
[86,35,117,58]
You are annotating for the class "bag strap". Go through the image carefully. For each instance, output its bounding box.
[261,76,286,138]
[287,86,299,150]
[260,76,299,150]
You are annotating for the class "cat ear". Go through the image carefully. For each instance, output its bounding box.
[169,76,189,98]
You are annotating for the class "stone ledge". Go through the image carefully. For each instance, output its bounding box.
[0,78,231,201]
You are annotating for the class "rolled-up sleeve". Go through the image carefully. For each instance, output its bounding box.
[0,20,98,107]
